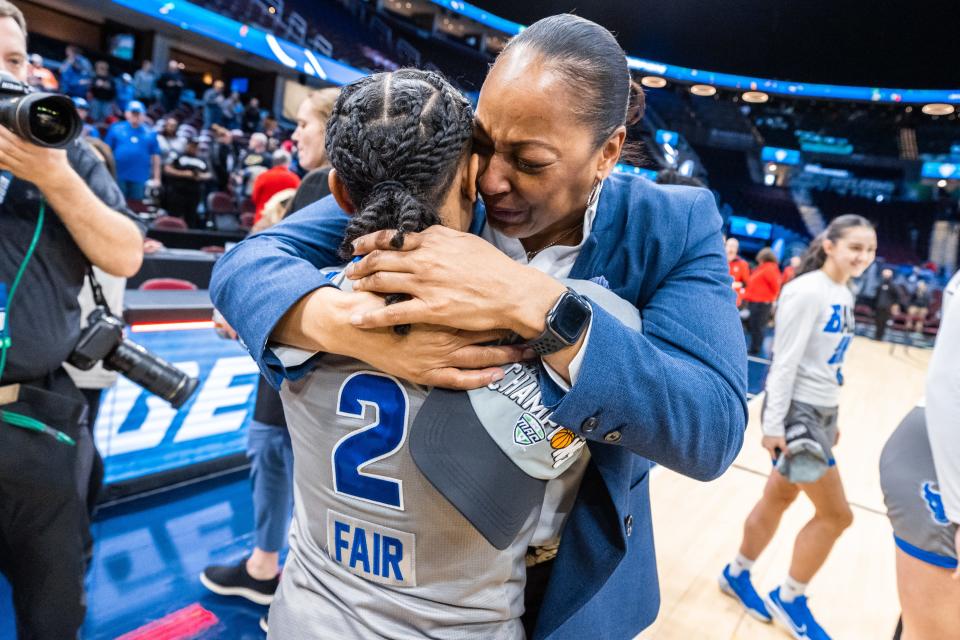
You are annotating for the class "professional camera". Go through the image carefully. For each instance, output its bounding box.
[68,307,199,409]
[0,72,82,148]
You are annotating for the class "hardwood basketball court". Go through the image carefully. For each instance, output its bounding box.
[639,336,931,639]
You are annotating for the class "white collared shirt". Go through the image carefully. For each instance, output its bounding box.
[480,184,602,545]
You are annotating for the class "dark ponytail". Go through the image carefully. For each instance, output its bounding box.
[324,69,474,332]
[501,14,641,148]
[796,214,874,277]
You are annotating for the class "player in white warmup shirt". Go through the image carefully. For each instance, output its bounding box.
[718,215,877,640]
[265,69,641,639]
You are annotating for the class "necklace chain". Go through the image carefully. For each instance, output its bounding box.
[525,224,582,261]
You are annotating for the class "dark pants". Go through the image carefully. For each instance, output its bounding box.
[80,388,106,515]
[521,558,555,638]
[0,370,90,638]
[747,301,772,355]
[875,306,891,341]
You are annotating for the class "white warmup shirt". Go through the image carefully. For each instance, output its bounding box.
[761,269,855,437]
[925,271,960,523]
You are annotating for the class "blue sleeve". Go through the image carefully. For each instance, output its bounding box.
[209,195,349,388]
[540,191,747,481]
[148,132,160,156]
[104,125,117,149]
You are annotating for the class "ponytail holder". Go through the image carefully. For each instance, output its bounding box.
[368,181,407,199]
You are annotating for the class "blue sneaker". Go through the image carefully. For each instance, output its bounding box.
[718,564,772,622]
[766,587,831,640]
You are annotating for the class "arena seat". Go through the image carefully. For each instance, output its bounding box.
[152,216,190,231]
[138,278,199,291]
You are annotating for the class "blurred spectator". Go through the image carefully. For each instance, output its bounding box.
[208,124,238,191]
[251,148,300,225]
[781,255,801,286]
[133,60,157,103]
[72,97,100,139]
[242,132,271,169]
[157,59,185,112]
[163,137,213,228]
[873,268,902,341]
[242,97,263,133]
[906,280,931,334]
[743,248,781,356]
[85,136,116,178]
[27,53,57,90]
[59,45,92,98]
[156,117,184,161]
[117,73,135,111]
[726,237,750,307]
[251,187,297,233]
[220,90,241,129]
[89,61,116,123]
[104,100,161,201]
[262,115,280,145]
[202,79,225,128]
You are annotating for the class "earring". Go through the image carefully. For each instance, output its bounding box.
[586,178,602,208]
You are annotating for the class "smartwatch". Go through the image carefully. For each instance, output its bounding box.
[526,288,593,356]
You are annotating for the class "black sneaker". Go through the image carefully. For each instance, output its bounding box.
[199,558,279,605]
[259,612,269,633]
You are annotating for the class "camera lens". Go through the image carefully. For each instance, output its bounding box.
[30,98,72,146]
[106,340,200,409]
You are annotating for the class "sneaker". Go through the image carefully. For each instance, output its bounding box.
[259,612,269,633]
[766,587,831,640]
[718,564,772,623]
[199,558,279,606]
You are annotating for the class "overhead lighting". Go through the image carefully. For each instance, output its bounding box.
[742,91,769,103]
[640,76,667,89]
[690,84,716,97]
[922,103,955,116]
[938,179,948,188]
[767,163,778,172]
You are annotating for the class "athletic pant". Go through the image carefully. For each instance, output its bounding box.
[747,301,772,356]
[0,370,91,639]
[875,307,891,341]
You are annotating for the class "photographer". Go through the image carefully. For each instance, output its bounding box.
[0,2,145,637]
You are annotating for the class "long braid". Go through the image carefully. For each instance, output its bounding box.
[324,69,474,333]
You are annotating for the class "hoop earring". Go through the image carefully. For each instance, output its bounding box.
[586,179,602,208]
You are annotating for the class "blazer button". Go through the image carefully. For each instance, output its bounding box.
[625,514,634,537]
[581,416,599,433]
[603,430,622,443]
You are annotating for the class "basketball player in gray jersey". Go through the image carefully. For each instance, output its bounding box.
[266,70,641,638]
[880,270,960,640]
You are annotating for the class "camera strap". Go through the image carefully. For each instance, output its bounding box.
[86,266,111,314]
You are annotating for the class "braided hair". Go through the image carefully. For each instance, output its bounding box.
[325,69,474,261]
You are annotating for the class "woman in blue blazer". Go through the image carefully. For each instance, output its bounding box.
[211,15,747,639]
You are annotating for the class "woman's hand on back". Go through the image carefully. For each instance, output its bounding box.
[345,226,567,339]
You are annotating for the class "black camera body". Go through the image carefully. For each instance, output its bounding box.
[0,73,82,148]
[68,307,199,409]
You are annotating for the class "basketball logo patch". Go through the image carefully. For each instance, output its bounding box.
[550,428,576,449]
[514,413,546,446]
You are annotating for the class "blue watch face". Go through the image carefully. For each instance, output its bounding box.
[552,292,592,343]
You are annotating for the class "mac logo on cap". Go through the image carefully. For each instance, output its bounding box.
[514,413,546,446]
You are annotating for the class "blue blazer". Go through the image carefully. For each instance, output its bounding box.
[210,173,748,639]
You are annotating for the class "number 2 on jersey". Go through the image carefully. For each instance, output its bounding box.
[333,373,409,510]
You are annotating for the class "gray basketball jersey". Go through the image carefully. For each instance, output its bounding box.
[270,275,640,639]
